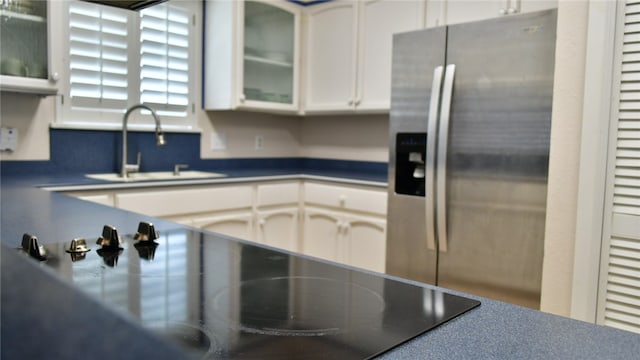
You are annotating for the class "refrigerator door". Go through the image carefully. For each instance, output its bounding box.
[436,10,557,308]
[386,27,446,285]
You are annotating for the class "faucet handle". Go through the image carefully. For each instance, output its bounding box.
[173,164,189,176]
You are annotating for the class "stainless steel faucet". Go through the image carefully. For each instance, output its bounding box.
[121,104,166,178]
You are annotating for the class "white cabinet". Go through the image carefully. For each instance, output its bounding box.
[302,208,343,261]
[256,207,299,252]
[302,207,386,273]
[0,0,61,94]
[302,182,387,272]
[204,0,301,114]
[192,212,254,241]
[303,1,356,113]
[303,0,425,114]
[63,179,386,271]
[426,0,557,27]
[66,190,115,207]
[114,185,253,218]
[342,214,386,272]
[255,182,301,252]
[115,184,255,240]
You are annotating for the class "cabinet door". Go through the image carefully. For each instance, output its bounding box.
[356,0,425,111]
[204,0,300,113]
[304,1,357,113]
[0,0,59,94]
[193,213,254,242]
[115,185,253,218]
[241,0,299,110]
[516,0,557,14]
[343,215,386,273]
[302,208,342,262]
[256,207,299,252]
[76,194,115,207]
[427,0,505,27]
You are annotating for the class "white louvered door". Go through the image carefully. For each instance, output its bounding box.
[598,0,640,334]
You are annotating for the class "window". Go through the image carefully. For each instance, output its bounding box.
[57,0,198,131]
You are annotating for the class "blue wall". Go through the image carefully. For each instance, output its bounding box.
[1,129,387,179]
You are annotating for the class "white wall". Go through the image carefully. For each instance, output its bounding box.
[199,111,302,159]
[540,0,589,317]
[0,93,53,161]
[300,114,389,162]
[197,111,390,162]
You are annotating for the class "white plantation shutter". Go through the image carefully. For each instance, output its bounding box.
[600,0,640,334]
[139,4,190,117]
[61,0,197,130]
[68,2,130,112]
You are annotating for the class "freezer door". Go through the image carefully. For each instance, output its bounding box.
[437,10,557,308]
[386,27,446,285]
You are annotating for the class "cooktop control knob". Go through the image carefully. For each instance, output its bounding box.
[96,225,122,251]
[20,233,47,261]
[66,238,91,254]
[134,221,159,242]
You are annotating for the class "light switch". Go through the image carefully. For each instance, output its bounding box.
[0,127,18,152]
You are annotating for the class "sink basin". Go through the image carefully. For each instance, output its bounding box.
[86,171,226,182]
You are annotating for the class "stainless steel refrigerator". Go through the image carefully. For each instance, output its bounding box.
[386,9,556,309]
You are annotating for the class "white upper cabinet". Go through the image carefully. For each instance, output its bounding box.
[304,1,357,113]
[0,0,61,95]
[204,0,301,114]
[426,0,557,27]
[303,0,425,114]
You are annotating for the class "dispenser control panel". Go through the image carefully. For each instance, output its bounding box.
[395,133,426,197]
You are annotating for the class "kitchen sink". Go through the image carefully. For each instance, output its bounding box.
[86,171,226,182]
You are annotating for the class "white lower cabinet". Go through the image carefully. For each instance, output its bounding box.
[302,182,387,273]
[71,193,115,207]
[256,207,299,252]
[303,207,386,273]
[64,179,386,272]
[342,214,386,273]
[192,212,254,242]
[302,208,342,261]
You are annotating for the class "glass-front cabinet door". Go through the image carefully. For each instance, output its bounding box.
[242,1,295,105]
[0,0,58,94]
[204,0,300,113]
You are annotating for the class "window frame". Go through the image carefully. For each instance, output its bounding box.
[54,0,200,133]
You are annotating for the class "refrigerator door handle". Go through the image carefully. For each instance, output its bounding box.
[426,66,444,251]
[436,64,456,253]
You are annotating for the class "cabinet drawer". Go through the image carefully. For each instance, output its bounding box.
[303,183,387,215]
[256,182,300,207]
[116,185,253,217]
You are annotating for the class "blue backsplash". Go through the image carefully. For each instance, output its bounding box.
[1,129,387,179]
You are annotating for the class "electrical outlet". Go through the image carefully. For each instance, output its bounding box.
[211,132,227,150]
[255,135,264,150]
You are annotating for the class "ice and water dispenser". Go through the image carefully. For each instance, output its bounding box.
[395,133,426,197]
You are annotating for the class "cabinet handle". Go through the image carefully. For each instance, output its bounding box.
[339,195,346,207]
[258,219,265,227]
[50,72,60,82]
[507,7,517,14]
[240,94,246,103]
[348,99,354,106]
[499,8,506,15]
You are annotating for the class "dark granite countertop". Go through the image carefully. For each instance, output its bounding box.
[2,172,640,359]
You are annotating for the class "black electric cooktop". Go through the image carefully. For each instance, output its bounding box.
[38,227,480,359]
